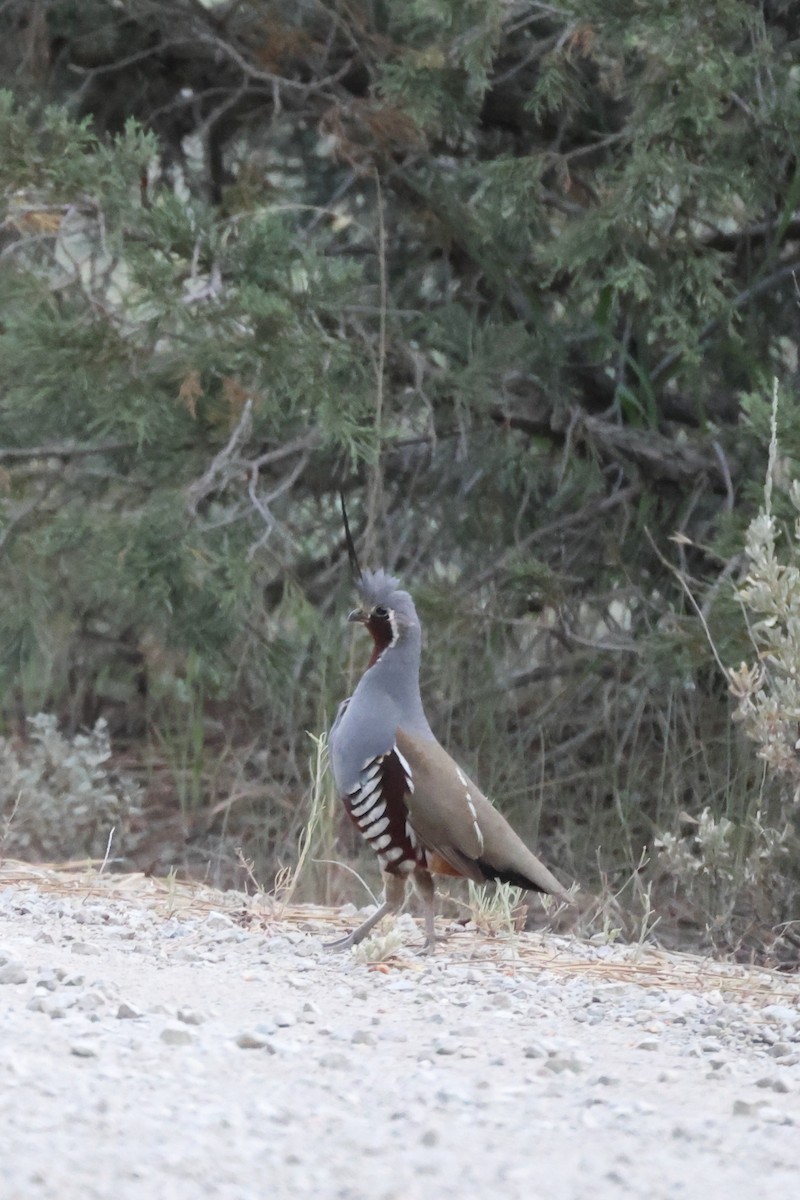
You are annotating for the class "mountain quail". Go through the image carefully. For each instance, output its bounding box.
[328,566,571,950]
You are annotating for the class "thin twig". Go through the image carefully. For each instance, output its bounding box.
[98,827,115,876]
[471,484,640,590]
[0,440,133,462]
[248,433,317,472]
[644,528,730,679]
[186,398,253,514]
[653,258,800,382]
[764,377,779,520]
[245,453,307,560]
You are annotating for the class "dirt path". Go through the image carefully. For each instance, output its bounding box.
[1,866,799,1199]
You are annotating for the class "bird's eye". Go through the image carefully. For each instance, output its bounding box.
[373,605,389,619]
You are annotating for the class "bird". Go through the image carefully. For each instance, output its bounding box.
[327,535,571,951]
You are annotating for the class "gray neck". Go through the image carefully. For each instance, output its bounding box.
[356,626,432,737]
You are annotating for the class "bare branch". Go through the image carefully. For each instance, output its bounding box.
[245,452,307,560]
[0,440,133,462]
[185,397,253,515]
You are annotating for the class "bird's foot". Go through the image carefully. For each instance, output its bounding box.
[324,931,358,951]
[417,932,449,955]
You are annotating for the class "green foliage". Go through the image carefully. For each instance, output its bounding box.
[1,714,141,861]
[0,0,798,957]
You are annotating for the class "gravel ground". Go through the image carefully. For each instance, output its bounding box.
[1,867,799,1200]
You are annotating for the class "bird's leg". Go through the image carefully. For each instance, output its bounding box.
[325,873,407,951]
[412,868,440,952]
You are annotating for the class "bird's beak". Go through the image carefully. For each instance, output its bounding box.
[347,608,368,625]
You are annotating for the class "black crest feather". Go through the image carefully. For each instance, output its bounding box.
[339,491,362,584]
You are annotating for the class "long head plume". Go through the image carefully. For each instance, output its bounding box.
[339,491,362,584]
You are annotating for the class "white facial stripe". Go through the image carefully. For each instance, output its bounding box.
[387,610,399,647]
[456,767,469,786]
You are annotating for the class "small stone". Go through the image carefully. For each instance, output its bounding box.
[70,942,101,957]
[282,931,307,946]
[70,1042,98,1058]
[668,994,700,1016]
[756,1074,792,1094]
[177,1008,205,1025]
[319,1052,351,1069]
[27,995,66,1018]
[592,983,629,999]
[544,1055,584,1074]
[761,1005,799,1025]
[36,970,61,992]
[273,1012,296,1028]
[73,990,105,1012]
[636,1039,660,1052]
[420,1131,438,1147]
[116,1002,143,1020]
[204,911,235,931]
[434,1040,457,1056]
[733,1099,765,1117]
[0,961,27,985]
[160,1025,195,1046]
[174,948,202,963]
[762,1107,794,1125]
[235,1031,276,1051]
[524,1042,548,1059]
[351,1029,377,1046]
[767,1042,793,1059]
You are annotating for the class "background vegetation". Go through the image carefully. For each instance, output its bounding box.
[1,0,799,962]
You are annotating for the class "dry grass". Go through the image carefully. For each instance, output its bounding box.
[2,857,798,1005]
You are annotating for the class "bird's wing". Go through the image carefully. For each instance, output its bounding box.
[394,730,491,882]
[329,697,351,741]
[342,745,421,870]
[396,729,570,898]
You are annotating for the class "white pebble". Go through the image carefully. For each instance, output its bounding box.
[160,1025,195,1046]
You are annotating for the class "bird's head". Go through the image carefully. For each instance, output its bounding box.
[348,568,420,666]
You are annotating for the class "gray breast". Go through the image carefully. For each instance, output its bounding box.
[329,679,400,796]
